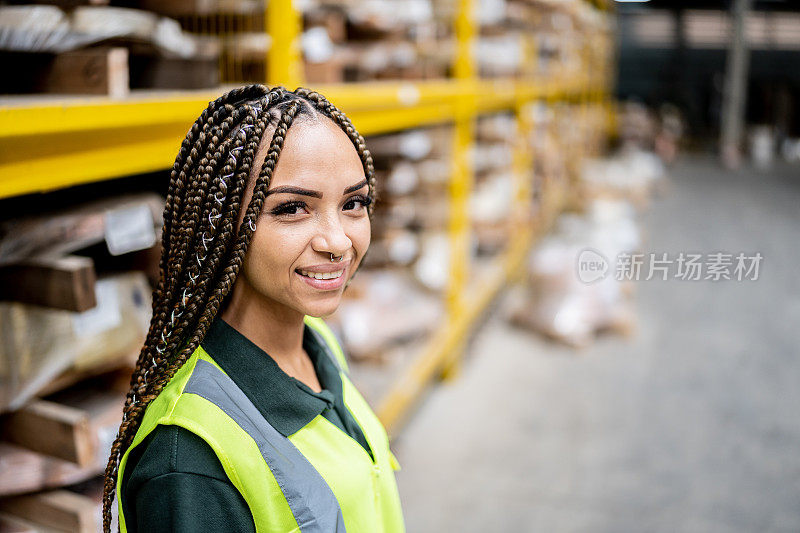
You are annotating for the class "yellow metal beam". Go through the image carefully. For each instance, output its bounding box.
[0,79,597,199]
[266,0,304,88]
[0,92,218,137]
[438,0,477,381]
[0,123,189,198]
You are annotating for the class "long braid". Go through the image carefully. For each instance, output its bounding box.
[101,85,376,532]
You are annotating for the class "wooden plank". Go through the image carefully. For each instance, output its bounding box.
[0,443,95,498]
[0,271,151,413]
[1,400,93,467]
[0,490,98,533]
[0,512,38,533]
[24,0,107,6]
[37,363,135,399]
[43,48,129,99]
[129,55,219,91]
[0,385,126,496]
[0,193,164,266]
[0,256,97,312]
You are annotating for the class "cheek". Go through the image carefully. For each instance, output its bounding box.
[351,219,371,256]
[244,228,302,283]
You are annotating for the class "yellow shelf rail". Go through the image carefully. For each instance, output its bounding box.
[0,79,602,199]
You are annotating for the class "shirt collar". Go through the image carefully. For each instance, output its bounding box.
[199,315,344,437]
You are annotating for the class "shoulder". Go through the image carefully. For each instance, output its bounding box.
[124,424,230,487]
[121,425,255,533]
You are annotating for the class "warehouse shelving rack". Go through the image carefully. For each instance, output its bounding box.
[0,0,614,437]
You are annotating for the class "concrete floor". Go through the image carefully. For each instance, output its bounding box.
[391,156,800,533]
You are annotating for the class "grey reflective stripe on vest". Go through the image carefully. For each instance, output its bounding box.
[183,359,346,533]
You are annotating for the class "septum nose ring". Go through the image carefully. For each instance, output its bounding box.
[330,253,343,262]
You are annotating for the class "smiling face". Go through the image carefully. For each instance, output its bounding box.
[229,112,371,320]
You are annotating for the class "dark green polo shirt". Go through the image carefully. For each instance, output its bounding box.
[121,316,373,532]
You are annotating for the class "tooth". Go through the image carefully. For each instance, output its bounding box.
[298,270,343,280]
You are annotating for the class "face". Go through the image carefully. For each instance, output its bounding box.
[233,114,371,319]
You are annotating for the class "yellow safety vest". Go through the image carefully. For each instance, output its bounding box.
[117,316,405,533]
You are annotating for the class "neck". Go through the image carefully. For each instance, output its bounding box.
[220,278,305,366]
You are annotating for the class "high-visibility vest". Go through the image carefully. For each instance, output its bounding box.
[117,315,406,533]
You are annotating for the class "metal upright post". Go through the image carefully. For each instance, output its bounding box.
[506,39,537,287]
[267,0,305,88]
[720,0,752,168]
[439,0,477,381]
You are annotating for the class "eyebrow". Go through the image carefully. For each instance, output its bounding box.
[265,178,368,198]
[343,178,369,194]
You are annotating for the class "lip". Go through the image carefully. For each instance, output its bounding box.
[295,260,351,274]
[295,260,350,291]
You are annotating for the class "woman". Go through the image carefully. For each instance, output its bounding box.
[101,85,406,532]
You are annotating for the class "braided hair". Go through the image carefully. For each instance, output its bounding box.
[101,85,376,532]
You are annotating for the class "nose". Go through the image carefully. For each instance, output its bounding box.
[311,212,352,259]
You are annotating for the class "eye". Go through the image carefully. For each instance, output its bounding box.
[344,195,372,211]
[270,201,308,216]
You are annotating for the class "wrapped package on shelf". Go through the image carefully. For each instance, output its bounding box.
[470,169,514,255]
[345,0,434,38]
[412,231,479,292]
[580,149,666,210]
[341,40,420,80]
[472,141,513,175]
[367,129,434,162]
[304,6,347,43]
[476,113,517,143]
[0,194,164,267]
[0,272,151,413]
[137,0,261,17]
[0,5,216,94]
[385,195,450,230]
[383,160,420,197]
[361,228,420,268]
[415,157,452,186]
[475,33,524,77]
[507,197,641,348]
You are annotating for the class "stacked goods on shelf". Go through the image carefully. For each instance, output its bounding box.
[474,0,532,78]
[138,0,272,84]
[504,146,665,348]
[367,125,455,294]
[0,4,219,96]
[472,112,516,256]
[0,194,162,531]
[505,199,639,348]
[329,0,450,82]
[464,0,610,80]
[148,0,453,84]
[0,376,128,532]
[528,102,563,208]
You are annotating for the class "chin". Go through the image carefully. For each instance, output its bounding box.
[301,297,342,319]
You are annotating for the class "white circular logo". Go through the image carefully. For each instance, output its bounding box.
[576,248,609,284]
